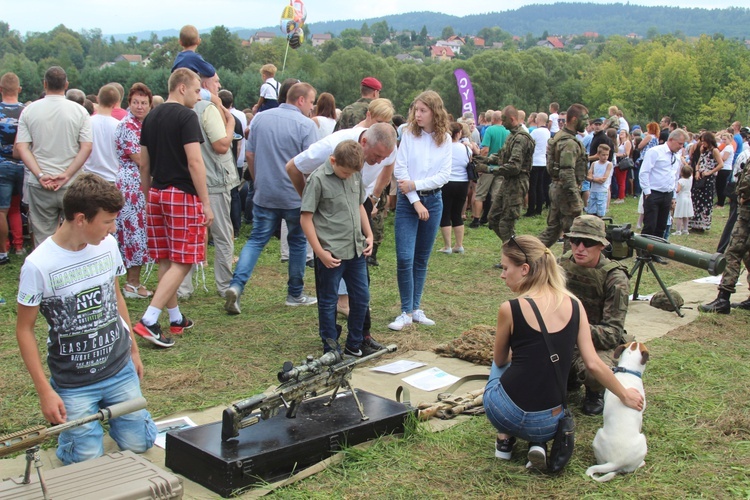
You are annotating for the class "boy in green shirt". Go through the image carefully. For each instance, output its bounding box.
[300,140,377,356]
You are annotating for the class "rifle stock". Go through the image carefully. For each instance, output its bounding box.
[0,397,147,458]
[221,344,397,442]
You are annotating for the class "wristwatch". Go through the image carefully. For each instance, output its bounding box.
[37,172,45,179]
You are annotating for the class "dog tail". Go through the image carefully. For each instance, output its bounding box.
[585,463,618,482]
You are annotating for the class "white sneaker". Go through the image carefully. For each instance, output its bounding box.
[285,293,318,306]
[412,309,435,326]
[526,444,547,471]
[388,312,412,331]
[437,247,452,254]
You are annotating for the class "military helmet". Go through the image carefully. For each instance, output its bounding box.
[650,289,684,311]
[565,215,609,246]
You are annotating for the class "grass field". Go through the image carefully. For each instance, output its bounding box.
[1,197,748,497]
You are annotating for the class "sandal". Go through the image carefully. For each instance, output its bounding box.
[123,283,153,299]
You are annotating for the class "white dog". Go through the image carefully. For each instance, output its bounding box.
[586,342,648,482]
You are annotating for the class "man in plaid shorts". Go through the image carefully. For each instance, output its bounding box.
[133,68,214,348]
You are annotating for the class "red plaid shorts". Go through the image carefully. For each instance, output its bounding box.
[147,186,206,264]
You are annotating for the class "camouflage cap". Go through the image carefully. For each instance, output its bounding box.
[565,215,609,246]
[650,289,684,311]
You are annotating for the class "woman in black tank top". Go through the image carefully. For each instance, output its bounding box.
[483,235,644,472]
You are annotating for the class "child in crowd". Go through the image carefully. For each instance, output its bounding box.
[16,173,156,464]
[673,164,694,236]
[300,140,376,357]
[171,25,223,109]
[586,144,613,217]
[253,64,280,113]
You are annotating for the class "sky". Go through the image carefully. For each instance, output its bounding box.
[1,0,742,36]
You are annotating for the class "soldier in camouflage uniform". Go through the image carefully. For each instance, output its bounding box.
[700,151,750,314]
[486,106,535,244]
[560,215,631,415]
[333,77,382,132]
[368,190,389,266]
[538,104,589,253]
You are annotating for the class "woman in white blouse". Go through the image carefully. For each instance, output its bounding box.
[388,91,452,331]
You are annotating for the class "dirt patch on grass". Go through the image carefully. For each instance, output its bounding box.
[662,311,750,344]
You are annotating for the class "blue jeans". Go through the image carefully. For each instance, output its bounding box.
[230,204,306,297]
[394,191,442,313]
[50,360,157,465]
[483,362,563,443]
[0,161,24,209]
[315,254,369,352]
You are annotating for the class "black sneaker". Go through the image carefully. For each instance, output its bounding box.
[469,218,480,228]
[134,320,175,348]
[344,345,363,357]
[495,436,516,460]
[0,254,9,265]
[170,315,194,334]
[363,335,385,351]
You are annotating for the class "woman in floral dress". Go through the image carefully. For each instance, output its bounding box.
[115,82,153,298]
[689,132,723,232]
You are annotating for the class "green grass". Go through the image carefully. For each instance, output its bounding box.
[1,198,747,497]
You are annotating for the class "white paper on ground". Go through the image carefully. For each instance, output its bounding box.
[154,416,198,448]
[370,360,427,374]
[402,367,460,392]
[692,275,724,285]
[630,293,654,301]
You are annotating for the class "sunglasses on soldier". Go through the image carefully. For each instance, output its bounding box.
[569,237,599,248]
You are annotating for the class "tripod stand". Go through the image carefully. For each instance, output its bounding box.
[630,252,684,317]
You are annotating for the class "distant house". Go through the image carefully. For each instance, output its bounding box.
[436,39,463,55]
[311,33,332,47]
[361,36,374,47]
[114,54,143,66]
[626,33,641,40]
[430,45,455,61]
[582,31,599,38]
[251,31,276,44]
[395,53,423,63]
[490,42,504,49]
[468,36,485,48]
[538,36,565,49]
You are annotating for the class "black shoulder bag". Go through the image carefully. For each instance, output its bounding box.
[526,298,575,474]
[465,145,479,182]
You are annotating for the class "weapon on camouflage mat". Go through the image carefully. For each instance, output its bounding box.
[417,388,485,421]
[0,397,147,458]
[221,343,397,441]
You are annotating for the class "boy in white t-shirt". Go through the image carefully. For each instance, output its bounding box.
[586,144,614,217]
[253,63,280,113]
[548,101,560,135]
[16,173,156,464]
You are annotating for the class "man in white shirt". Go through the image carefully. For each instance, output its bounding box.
[639,129,688,262]
[83,84,121,182]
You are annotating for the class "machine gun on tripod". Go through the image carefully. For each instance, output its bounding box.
[604,222,726,317]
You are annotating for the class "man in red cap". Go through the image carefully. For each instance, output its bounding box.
[334,76,382,132]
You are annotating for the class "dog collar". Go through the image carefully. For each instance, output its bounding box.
[612,366,642,378]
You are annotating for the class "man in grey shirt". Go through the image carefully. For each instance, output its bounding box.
[224,82,318,314]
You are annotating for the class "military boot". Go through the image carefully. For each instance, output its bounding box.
[582,387,604,416]
[731,296,750,310]
[699,290,731,314]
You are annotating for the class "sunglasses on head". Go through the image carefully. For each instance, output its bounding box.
[510,234,529,263]
[569,237,599,248]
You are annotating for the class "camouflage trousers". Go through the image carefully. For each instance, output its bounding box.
[488,176,528,242]
[571,347,614,393]
[720,205,750,295]
[370,191,389,246]
[537,180,583,253]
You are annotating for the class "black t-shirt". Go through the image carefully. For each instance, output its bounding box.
[140,102,204,196]
[659,129,669,144]
[590,131,615,162]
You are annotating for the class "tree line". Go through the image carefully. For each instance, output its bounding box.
[1,22,749,131]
